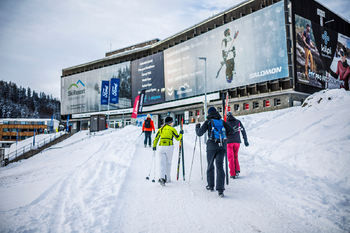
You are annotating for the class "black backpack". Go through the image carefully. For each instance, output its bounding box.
[144,119,151,128]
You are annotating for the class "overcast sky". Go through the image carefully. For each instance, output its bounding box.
[0,0,349,100]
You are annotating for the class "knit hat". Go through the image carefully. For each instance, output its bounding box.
[147,114,151,119]
[208,107,216,114]
[164,116,173,124]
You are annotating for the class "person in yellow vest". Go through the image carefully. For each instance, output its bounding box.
[153,116,183,186]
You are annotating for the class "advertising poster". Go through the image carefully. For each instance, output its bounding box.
[131,52,165,106]
[295,14,349,89]
[61,61,131,115]
[163,1,289,101]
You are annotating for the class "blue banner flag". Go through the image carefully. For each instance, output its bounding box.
[101,80,109,105]
[66,115,70,132]
[109,78,120,104]
[33,128,36,146]
[50,115,54,132]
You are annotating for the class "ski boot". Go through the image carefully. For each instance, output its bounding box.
[158,178,165,186]
[218,191,224,197]
[206,185,214,191]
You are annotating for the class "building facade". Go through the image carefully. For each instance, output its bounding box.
[60,0,350,129]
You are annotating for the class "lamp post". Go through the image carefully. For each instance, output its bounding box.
[196,57,207,143]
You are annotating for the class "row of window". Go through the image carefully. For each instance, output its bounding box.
[188,98,282,116]
[2,121,45,125]
[1,136,28,140]
[2,128,43,132]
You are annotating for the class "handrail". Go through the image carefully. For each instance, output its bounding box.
[2,131,66,164]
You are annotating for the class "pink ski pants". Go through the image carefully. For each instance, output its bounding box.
[227,142,240,176]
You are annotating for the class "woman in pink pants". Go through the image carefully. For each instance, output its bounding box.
[226,112,249,179]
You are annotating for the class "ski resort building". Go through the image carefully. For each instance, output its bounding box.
[61,0,350,129]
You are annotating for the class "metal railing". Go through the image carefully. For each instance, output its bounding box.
[1,131,66,166]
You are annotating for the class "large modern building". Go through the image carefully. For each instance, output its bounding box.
[61,0,350,129]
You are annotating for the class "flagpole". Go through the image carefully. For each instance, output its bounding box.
[108,79,111,128]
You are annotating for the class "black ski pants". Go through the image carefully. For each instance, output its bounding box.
[206,149,225,192]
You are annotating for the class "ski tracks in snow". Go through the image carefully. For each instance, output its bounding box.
[0,128,139,232]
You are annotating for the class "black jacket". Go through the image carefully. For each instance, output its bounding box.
[226,115,248,144]
[196,111,234,151]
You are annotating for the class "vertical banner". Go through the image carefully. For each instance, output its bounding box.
[132,95,140,119]
[138,89,146,114]
[100,80,109,105]
[110,78,120,104]
[224,92,229,122]
[33,128,36,147]
[66,115,70,132]
[50,115,54,132]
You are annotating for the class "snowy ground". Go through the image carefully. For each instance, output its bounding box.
[0,89,349,232]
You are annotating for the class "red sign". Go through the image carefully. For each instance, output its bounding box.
[245,103,249,110]
[265,100,270,107]
[228,106,231,111]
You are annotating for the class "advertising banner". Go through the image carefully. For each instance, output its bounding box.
[110,78,120,104]
[100,80,109,105]
[131,52,165,106]
[138,89,146,114]
[295,14,349,89]
[61,61,131,115]
[131,95,140,119]
[163,1,289,101]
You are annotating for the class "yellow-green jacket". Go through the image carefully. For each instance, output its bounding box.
[153,124,183,147]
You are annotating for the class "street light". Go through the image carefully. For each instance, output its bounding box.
[196,57,207,143]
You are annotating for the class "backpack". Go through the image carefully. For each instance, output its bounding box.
[210,119,226,144]
[144,119,151,129]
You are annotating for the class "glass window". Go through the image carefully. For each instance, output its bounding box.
[3,128,8,132]
[243,103,249,110]
[234,104,240,111]
[253,102,259,109]
[3,121,9,124]
[274,98,281,106]
[11,128,17,132]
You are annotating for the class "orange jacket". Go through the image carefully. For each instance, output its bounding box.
[142,118,155,132]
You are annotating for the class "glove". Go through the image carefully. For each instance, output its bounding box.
[180,130,184,134]
[153,131,155,134]
[153,147,156,151]
[244,141,249,147]
[196,123,201,128]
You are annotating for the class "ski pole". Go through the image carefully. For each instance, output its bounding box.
[152,150,156,182]
[199,136,203,180]
[188,135,198,185]
[134,131,144,144]
[181,118,185,181]
[146,150,154,181]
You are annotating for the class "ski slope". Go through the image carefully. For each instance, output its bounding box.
[0,89,349,232]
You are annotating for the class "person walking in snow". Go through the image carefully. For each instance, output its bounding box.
[196,107,234,197]
[226,112,249,179]
[153,116,183,186]
[142,114,156,148]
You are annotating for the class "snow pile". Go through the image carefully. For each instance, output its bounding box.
[0,89,349,232]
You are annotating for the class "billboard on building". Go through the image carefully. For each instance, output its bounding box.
[163,1,289,101]
[61,61,131,115]
[131,52,165,106]
[295,14,349,90]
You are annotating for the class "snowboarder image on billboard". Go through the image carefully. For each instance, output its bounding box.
[225,112,249,179]
[195,107,234,197]
[302,23,316,81]
[216,29,239,83]
[152,117,183,186]
[329,46,350,90]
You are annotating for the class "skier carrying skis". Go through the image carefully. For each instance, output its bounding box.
[153,116,183,186]
[142,114,155,148]
[195,107,234,197]
[226,112,249,179]
[220,28,239,83]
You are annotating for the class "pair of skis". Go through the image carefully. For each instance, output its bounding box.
[188,134,204,185]
[176,118,185,181]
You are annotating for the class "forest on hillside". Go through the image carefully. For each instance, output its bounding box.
[0,80,60,120]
